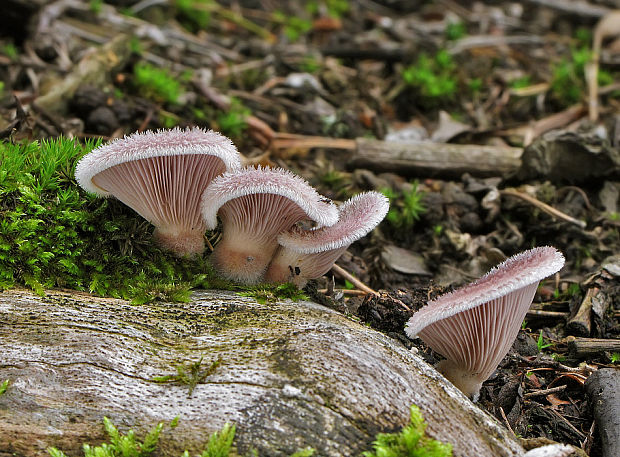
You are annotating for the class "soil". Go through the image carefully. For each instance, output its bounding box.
[1,1,619,456]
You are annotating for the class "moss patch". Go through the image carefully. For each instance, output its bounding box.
[0,137,228,302]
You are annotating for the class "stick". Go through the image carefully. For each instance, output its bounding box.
[349,138,522,179]
[331,264,378,296]
[318,289,369,296]
[523,385,567,399]
[498,407,515,435]
[522,0,610,18]
[566,337,620,357]
[272,133,356,151]
[500,189,587,228]
[526,310,570,320]
[567,287,598,337]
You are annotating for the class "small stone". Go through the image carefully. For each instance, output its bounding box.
[86,106,119,135]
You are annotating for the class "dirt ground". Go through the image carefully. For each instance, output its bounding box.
[1,1,619,455]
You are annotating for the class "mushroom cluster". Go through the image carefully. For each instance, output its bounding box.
[76,128,388,286]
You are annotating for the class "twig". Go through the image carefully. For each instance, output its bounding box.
[509,83,550,97]
[272,133,356,151]
[448,35,544,55]
[526,310,570,319]
[522,0,610,19]
[192,2,276,43]
[137,109,154,133]
[582,420,595,455]
[567,287,597,337]
[557,186,593,212]
[589,11,620,121]
[193,81,275,146]
[498,406,515,435]
[331,264,378,296]
[516,354,597,375]
[549,408,587,441]
[500,189,587,229]
[499,104,586,146]
[318,288,368,296]
[523,385,567,399]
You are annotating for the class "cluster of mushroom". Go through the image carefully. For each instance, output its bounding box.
[76,127,567,404]
[75,127,389,287]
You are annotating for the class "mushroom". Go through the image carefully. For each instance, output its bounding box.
[405,246,565,400]
[201,166,339,285]
[75,127,241,257]
[264,191,389,288]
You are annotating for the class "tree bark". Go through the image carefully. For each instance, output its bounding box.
[0,289,525,457]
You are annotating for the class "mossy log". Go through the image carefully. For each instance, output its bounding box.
[0,289,524,456]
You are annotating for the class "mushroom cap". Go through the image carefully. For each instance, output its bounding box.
[404,246,564,398]
[74,127,241,257]
[405,246,565,337]
[75,127,241,196]
[264,191,389,286]
[200,166,339,230]
[202,166,339,284]
[277,191,390,254]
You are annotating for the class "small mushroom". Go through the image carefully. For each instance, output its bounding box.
[201,166,339,284]
[264,191,389,288]
[75,127,241,257]
[405,246,565,400]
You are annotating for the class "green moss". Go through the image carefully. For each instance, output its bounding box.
[444,21,466,41]
[237,282,309,305]
[362,405,453,457]
[46,417,318,457]
[550,32,617,107]
[133,62,183,105]
[402,51,458,108]
[216,98,250,138]
[48,417,236,457]
[152,356,222,397]
[381,181,426,230]
[43,405,449,457]
[175,0,212,32]
[0,137,223,302]
[289,448,315,457]
[0,379,8,395]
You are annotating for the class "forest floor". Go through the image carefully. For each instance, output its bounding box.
[1,1,619,456]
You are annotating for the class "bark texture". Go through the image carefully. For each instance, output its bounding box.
[0,289,524,456]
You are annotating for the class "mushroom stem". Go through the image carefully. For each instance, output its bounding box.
[152,227,206,258]
[210,231,275,284]
[435,359,484,401]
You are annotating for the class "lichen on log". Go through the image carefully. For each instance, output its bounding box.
[0,289,524,456]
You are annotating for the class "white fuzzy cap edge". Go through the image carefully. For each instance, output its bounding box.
[405,246,565,338]
[75,127,241,196]
[200,166,339,230]
[277,191,389,254]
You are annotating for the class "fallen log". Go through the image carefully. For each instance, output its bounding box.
[0,288,525,457]
[347,138,523,179]
[566,336,620,358]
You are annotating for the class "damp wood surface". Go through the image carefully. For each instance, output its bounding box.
[0,288,524,457]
